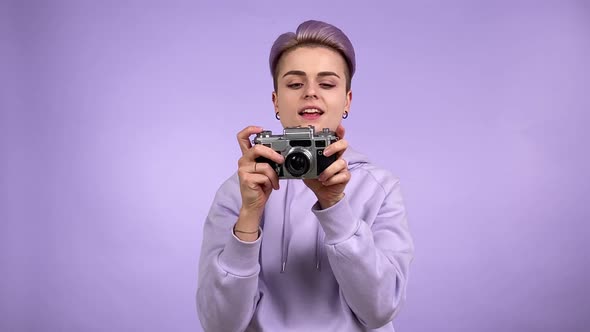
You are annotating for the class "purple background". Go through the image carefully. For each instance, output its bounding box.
[2,0,589,331]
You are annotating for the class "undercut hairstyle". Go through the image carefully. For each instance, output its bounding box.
[269,20,356,92]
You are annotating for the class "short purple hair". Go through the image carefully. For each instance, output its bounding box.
[269,20,356,92]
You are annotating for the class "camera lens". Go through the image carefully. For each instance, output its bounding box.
[285,152,310,177]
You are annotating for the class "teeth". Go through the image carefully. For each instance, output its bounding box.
[302,108,321,114]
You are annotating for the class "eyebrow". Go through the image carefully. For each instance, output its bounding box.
[282,70,341,79]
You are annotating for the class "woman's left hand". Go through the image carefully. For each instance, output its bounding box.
[303,124,351,209]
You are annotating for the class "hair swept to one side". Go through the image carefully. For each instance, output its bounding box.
[269,20,356,92]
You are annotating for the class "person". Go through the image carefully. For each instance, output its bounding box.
[196,19,414,332]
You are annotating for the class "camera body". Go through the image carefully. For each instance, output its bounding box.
[253,125,339,179]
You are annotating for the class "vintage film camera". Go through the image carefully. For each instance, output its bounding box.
[252,126,339,179]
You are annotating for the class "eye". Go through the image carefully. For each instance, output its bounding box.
[287,83,303,89]
[320,83,335,89]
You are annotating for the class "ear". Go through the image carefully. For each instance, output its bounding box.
[272,91,279,113]
[344,90,352,112]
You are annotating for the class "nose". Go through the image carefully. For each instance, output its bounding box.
[304,84,317,99]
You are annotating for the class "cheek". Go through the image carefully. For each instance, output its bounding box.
[277,94,298,109]
[328,94,347,109]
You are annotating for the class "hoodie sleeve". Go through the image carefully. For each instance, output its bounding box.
[312,173,414,329]
[196,174,261,332]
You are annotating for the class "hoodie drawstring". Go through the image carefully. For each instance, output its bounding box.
[315,224,323,271]
[280,180,291,273]
[280,179,324,273]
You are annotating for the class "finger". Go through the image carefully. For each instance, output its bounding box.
[321,170,351,186]
[237,125,264,155]
[336,124,346,139]
[318,159,348,182]
[324,138,348,157]
[239,161,280,190]
[253,162,280,190]
[246,144,285,165]
[259,176,273,194]
[242,172,273,192]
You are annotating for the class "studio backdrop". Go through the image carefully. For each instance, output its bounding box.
[1,1,588,331]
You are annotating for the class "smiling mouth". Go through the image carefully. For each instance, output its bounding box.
[298,108,324,116]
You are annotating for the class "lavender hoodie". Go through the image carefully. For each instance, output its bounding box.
[196,147,414,332]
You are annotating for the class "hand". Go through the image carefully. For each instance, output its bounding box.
[303,124,351,209]
[236,126,285,216]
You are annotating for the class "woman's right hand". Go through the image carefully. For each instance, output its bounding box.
[236,126,284,218]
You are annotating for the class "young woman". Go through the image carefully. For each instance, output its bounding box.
[196,20,414,332]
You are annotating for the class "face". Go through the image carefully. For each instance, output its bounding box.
[272,46,352,132]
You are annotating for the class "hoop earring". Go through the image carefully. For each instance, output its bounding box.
[342,111,349,119]
[275,112,280,120]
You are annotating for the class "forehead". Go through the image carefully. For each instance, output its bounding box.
[277,46,347,77]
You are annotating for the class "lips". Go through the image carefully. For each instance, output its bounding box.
[298,108,323,121]
[298,107,324,116]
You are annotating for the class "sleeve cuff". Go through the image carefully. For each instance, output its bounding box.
[218,228,263,277]
[312,196,360,245]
